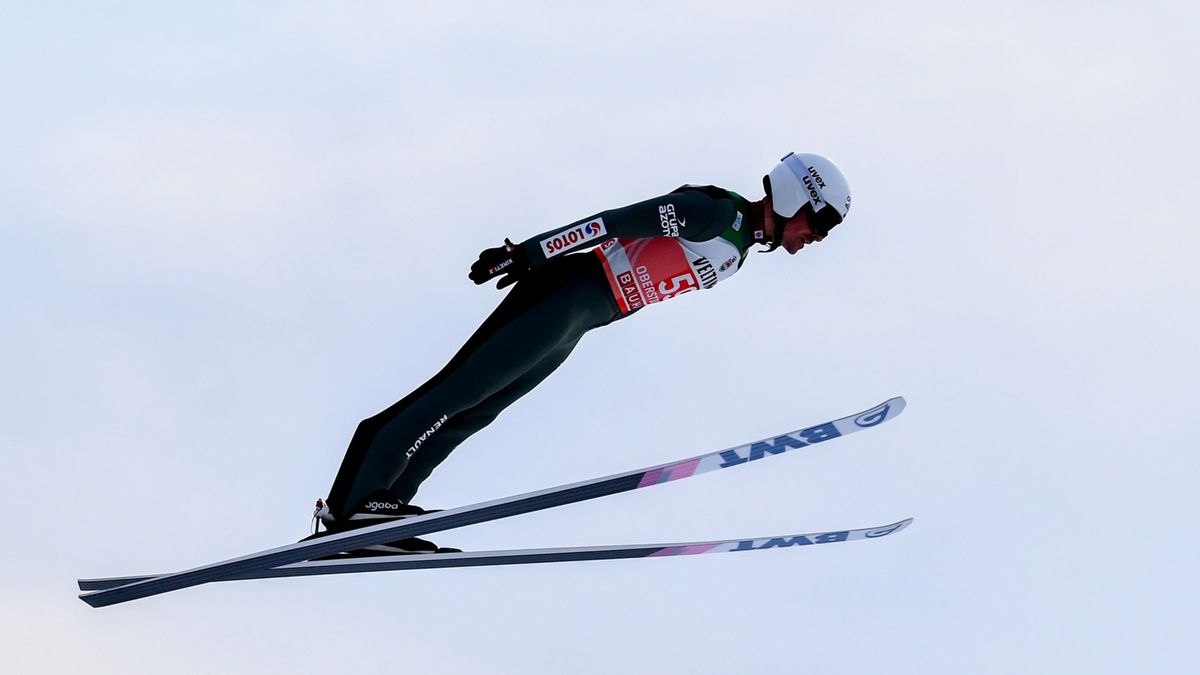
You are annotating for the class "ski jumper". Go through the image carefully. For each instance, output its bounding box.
[325,186,757,518]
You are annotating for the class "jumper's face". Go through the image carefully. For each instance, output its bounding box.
[778,206,825,255]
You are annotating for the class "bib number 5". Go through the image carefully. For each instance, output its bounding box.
[658,273,698,300]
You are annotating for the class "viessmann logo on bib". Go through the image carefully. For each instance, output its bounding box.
[540,218,607,258]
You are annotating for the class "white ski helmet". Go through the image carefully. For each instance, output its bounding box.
[765,152,851,232]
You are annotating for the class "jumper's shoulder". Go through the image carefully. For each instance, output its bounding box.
[671,185,745,241]
[671,184,737,201]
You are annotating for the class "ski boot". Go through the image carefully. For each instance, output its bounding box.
[304,490,461,557]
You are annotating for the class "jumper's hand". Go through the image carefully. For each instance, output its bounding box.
[469,238,531,289]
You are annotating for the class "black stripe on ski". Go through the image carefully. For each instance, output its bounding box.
[80,519,913,591]
[79,397,905,607]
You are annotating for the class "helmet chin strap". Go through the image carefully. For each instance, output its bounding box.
[758,229,783,253]
[757,176,783,253]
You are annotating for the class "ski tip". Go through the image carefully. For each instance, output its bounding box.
[864,518,914,539]
[846,397,906,430]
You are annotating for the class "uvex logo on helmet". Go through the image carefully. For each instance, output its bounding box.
[807,166,826,189]
[801,174,824,206]
[767,152,851,222]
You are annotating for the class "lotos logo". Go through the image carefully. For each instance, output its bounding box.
[539,218,608,258]
[854,403,890,428]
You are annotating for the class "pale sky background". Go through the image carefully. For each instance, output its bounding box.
[3,2,1198,673]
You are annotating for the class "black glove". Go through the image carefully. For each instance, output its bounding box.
[469,238,531,289]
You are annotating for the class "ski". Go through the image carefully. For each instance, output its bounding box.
[79,519,912,591]
[79,396,905,607]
